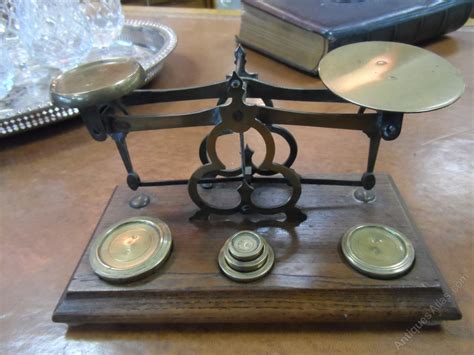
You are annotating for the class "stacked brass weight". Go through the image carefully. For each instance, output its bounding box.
[218,231,275,282]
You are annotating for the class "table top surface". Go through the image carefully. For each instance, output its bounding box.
[1,6,473,355]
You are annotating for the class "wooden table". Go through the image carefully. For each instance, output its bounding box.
[1,6,473,354]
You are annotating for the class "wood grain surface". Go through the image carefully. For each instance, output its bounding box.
[53,175,460,324]
[1,6,473,355]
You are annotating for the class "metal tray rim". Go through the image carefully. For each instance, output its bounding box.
[0,18,177,138]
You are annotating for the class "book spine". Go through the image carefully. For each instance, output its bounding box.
[327,2,472,50]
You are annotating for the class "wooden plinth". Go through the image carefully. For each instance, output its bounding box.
[53,174,461,325]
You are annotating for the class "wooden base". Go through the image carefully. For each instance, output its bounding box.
[53,174,461,325]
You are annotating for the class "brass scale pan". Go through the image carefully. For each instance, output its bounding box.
[318,41,464,113]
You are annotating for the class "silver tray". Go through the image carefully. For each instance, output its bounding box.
[0,19,177,138]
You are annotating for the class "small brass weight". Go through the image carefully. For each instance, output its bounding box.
[51,42,464,283]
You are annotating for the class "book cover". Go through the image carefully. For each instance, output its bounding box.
[238,0,473,74]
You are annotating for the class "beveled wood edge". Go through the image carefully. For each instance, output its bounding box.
[52,187,119,322]
[387,175,462,319]
[52,287,461,324]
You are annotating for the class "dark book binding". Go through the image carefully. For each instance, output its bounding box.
[240,0,472,67]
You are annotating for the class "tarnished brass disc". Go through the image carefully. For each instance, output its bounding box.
[89,216,172,283]
[318,41,464,113]
[228,230,264,261]
[218,231,274,282]
[341,224,415,279]
[50,58,146,109]
[224,243,268,272]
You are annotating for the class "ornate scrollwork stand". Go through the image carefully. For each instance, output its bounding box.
[50,43,464,325]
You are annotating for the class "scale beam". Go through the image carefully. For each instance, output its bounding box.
[50,43,464,218]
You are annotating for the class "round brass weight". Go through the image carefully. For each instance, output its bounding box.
[50,58,146,109]
[318,41,465,113]
[228,230,265,261]
[218,231,275,282]
[89,216,172,283]
[341,224,415,279]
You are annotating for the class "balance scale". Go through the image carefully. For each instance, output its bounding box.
[49,42,464,325]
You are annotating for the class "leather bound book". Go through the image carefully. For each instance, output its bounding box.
[238,0,473,75]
